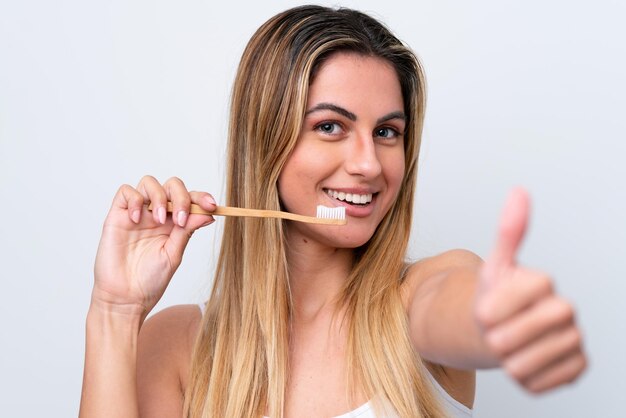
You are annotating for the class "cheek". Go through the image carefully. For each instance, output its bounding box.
[277,161,296,205]
[277,149,318,207]
[278,141,337,191]
[382,149,406,192]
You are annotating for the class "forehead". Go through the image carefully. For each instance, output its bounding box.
[307,52,403,113]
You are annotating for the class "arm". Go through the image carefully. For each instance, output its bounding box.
[79,176,215,417]
[405,249,493,368]
[80,302,143,417]
[403,250,483,409]
[406,188,587,393]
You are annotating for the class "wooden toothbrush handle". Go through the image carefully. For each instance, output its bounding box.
[151,202,346,225]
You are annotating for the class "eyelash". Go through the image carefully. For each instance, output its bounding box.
[315,122,344,135]
[314,122,403,140]
[374,126,402,139]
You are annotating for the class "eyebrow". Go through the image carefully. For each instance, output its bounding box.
[305,103,356,121]
[376,111,406,125]
[305,102,406,125]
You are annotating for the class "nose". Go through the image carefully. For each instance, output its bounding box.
[344,133,382,178]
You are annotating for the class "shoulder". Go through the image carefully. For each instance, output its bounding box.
[137,304,203,417]
[407,248,482,280]
[140,303,202,341]
[401,249,482,303]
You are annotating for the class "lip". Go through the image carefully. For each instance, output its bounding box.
[323,186,378,195]
[323,189,378,218]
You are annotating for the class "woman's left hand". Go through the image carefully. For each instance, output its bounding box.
[474,188,587,393]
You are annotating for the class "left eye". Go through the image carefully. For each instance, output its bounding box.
[374,127,399,138]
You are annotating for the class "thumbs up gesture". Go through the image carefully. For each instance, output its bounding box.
[475,188,587,393]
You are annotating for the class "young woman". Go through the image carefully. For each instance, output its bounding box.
[80,6,586,418]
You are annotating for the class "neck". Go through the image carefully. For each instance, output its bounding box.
[285,233,355,324]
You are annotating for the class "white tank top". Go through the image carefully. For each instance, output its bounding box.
[197,304,472,417]
[261,379,472,418]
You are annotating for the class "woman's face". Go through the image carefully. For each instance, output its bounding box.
[278,52,406,248]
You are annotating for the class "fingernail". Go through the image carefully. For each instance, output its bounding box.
[131,209,141,224]
[178,211,188,227]
[205,195,216,206]
[158,206,166,224]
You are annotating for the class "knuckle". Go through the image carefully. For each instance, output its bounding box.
[485,333,508,357]
[151,193,167,203]
[527,381,546,394]
[118,184,143,203]
[568,328,583,349]
[572,354,588,378]
[118,183,132,194]
[189,191,203,203]
[565,371,578,385]
[564,355,586,385]
[545,297,574,324]
[178,193,192,204]
[523,379,542,394]
[555,299,575,323]
[139,174,157,185]
[474,302,495,327]
[504,360,527,381]
[534,274,554,295]
[149,185,167,199]
[166,176,184,185]
[173,194,191,209]
[579,352,588,370]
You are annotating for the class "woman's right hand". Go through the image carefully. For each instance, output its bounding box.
[91,175,216,319]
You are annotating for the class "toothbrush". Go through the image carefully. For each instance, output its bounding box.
[148,202,347,225]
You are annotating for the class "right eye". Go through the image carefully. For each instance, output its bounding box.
[315,122,343,135]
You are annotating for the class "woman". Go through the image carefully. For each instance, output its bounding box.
[80,6,586,418]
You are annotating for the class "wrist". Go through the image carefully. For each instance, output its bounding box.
[89,287,149,319]
[87,297,146,336]
[86,307,143,340]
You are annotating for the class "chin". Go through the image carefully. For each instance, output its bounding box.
[319,227,376,249]
[286,219,378,249]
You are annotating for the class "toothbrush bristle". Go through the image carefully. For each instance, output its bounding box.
[316,205,346,220]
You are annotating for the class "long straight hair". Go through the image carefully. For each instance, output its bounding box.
[185,6,445,417]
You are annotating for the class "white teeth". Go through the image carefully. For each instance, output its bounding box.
[325,189,373,204]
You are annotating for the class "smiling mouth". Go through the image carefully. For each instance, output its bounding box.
[324,188,375,206]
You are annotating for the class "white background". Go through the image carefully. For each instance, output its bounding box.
[1,0,624,416]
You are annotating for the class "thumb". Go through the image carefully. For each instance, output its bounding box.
[481,187,531,287]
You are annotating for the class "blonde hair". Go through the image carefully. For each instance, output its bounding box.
[185,6,445,417]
